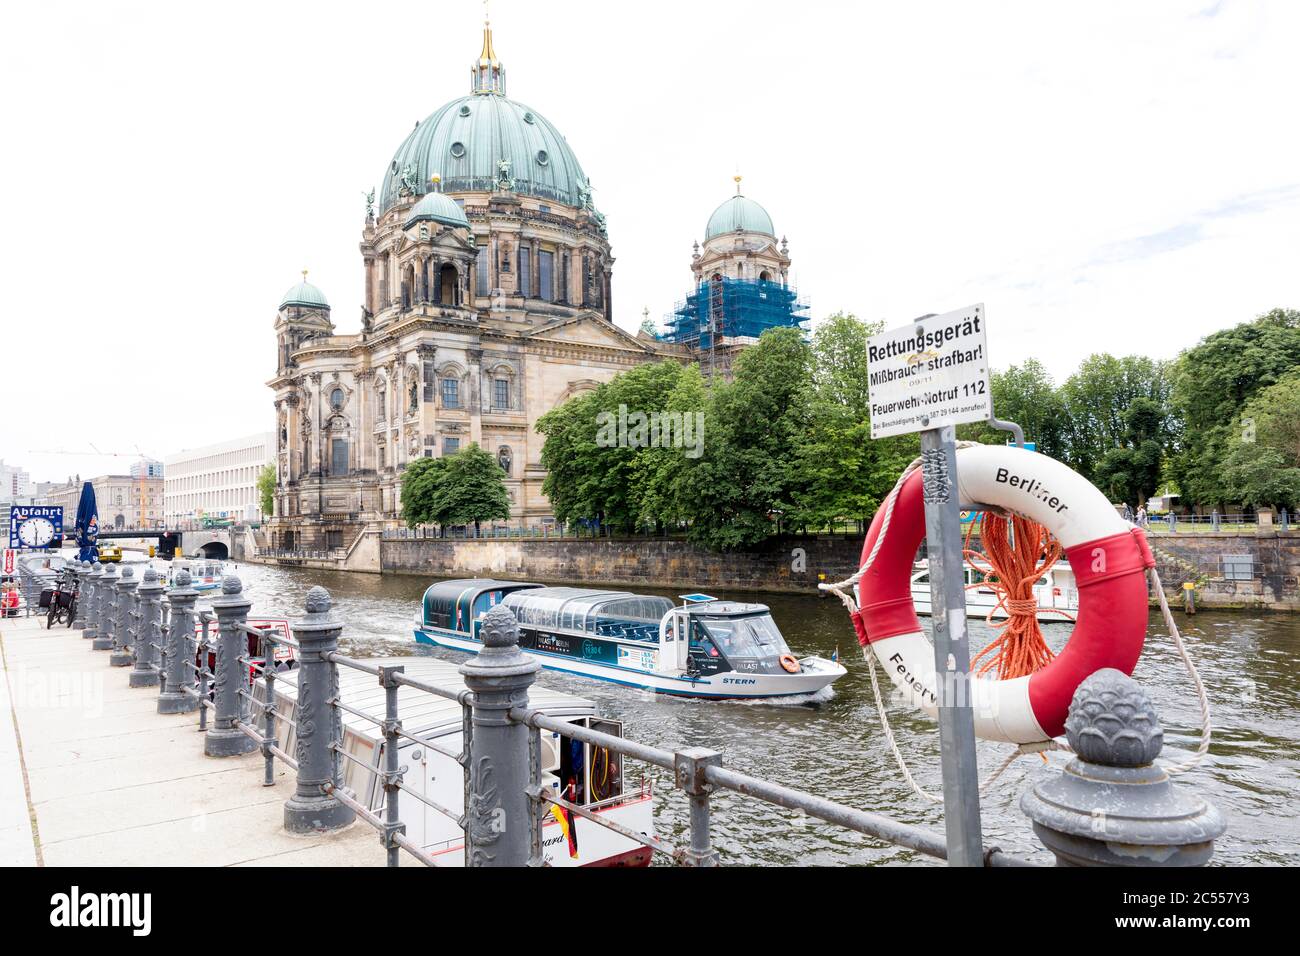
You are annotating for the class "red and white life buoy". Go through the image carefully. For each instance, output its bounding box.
[853,445,1154,744]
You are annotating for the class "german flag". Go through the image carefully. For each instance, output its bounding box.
[549,802,579,859]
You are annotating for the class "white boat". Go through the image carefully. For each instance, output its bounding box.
[911,559,1078,621]
[263,656,654,867]
[168,558,225,591]
[413,580,845,700]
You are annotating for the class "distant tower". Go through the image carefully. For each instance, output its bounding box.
[274,270,333,374]
[664,177,805,378]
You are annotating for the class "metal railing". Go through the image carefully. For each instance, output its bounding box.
[56,558,1224,868]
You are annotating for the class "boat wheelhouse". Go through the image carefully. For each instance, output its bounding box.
[910,559,1078,621]
[168,558,225,591]
[259,656,652,867]
[413,579,845,700]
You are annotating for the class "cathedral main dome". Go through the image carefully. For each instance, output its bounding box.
[378,26,590,215]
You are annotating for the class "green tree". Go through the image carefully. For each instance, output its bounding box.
[684,327,812,549]
[1093,397,1167,508]
[1219,371,1300,508]
[400,455,451,528]
[960,359,1070,459]
[1171,308,1300,506]
[440,443,512,533]
[256,464,276,518]
[1058,354,1173,481]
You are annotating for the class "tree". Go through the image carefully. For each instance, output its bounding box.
[256,464,276,518]
[1219,371,1300,508]
[400,455,451,528]
[1170,308,1300,506]
[1058,354,1173,482]
[1093,397,1167,508]
[440,444,512,534]
[960,359,1070,458]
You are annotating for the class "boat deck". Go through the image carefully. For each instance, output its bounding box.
[0,614,403,866]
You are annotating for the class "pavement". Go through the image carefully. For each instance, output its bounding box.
[0,613,396,866]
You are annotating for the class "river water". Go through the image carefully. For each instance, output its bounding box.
[185,558,1298,866]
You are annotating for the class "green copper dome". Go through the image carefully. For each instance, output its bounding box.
[379,26,592,215]
[705,194,775,240]
[380,93,591,213]
[279,279,329,310]
[403,190,471,231]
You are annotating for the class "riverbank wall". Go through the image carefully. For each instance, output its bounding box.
[248,529,1300,609]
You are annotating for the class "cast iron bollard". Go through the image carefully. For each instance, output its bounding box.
[205,575,257,757]
[82,562,103,641]
[93,564,120,651]
[71,562,89,630]
[109,566,137,667]
[459,602,540,867]
[283,586,355,833]
[158,570,199,714]
[129,569,162,688]
[1020,668,1225,866]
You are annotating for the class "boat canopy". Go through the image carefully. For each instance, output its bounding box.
[502,587,674,635]
[421,578,541,632]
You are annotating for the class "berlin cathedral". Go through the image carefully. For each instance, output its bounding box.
[268,21,797,550]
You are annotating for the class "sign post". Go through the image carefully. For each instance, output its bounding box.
[867,303,991,866]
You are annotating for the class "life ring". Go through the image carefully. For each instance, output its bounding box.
[779,653,801,674]
[853,445,1153,743]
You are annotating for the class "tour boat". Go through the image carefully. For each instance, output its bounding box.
[413,580,846,700]
[262,657,654,867]
[910,559,1079,621]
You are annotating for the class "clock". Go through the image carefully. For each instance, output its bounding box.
[18,517,55,548]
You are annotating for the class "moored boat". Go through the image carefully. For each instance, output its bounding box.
[262,656,653,867]
[910,559,1078,621]
[168,558,225,591]
[413,580,845,700]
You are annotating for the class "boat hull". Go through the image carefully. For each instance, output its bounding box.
[414,626,842,699]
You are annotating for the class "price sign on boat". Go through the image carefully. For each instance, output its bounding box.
[867,303,991,438]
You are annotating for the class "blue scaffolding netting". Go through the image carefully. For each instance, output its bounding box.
[662,277,809,350]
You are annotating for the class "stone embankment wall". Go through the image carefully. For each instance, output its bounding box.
[1146,531,1299,611]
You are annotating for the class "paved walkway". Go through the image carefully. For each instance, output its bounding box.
[0,614,391,866]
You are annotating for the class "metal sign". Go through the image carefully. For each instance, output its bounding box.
[8,505,64,550]
[2,549,15,575]
[867,304,991,438]
[196,616,293,662]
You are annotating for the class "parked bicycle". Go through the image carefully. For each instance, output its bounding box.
[43,571,78,629]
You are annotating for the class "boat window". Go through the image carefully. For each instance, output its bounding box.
[914,572,929,583]
[699,614,791,660]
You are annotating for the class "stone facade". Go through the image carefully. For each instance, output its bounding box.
[267,24,682,552]
[42,473,164,530]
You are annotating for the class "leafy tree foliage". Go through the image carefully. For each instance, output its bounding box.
[257,464,276,518]
[1219,370,1300,508]
[399,445,510,533]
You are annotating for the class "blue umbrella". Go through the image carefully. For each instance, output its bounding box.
[74,481,99,562]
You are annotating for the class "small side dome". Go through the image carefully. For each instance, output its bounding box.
[705,194,775,241]
[403,190,471,231]
[279,279,329,310]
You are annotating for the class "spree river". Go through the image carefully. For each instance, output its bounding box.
[183,558,1297,866]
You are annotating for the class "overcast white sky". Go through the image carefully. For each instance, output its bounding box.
[2,1,1296,484]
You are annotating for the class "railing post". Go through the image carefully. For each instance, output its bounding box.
[93,564,118,650]
[379,664,406,866]
[1020,668,1225,866]
[82,562,103,641]
[284,586,355,832]
[110,566,136,666]
[159,570,199,714]
[674,747,722,866]
[71,561,90,630]
[129,569,163,687]
[459,603,539,866]
[204,575,257,757]
[196,616,212,732]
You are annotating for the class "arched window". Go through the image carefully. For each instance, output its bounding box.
[498,445,513,477]
[330,388,345,411]
[759,270,771,282]
[376,383,387,421]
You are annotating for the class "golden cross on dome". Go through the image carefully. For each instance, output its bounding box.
[734,174,743,196]
[302,269,309,281]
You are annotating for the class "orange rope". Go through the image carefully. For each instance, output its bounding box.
[962,513,1072,680]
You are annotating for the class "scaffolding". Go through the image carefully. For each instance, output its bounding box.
[664,277,809,362]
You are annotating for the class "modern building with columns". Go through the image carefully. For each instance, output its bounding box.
[267,22,681,550]
[163,433,276,528]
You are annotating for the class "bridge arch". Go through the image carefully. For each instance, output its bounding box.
[199,541,229,560]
